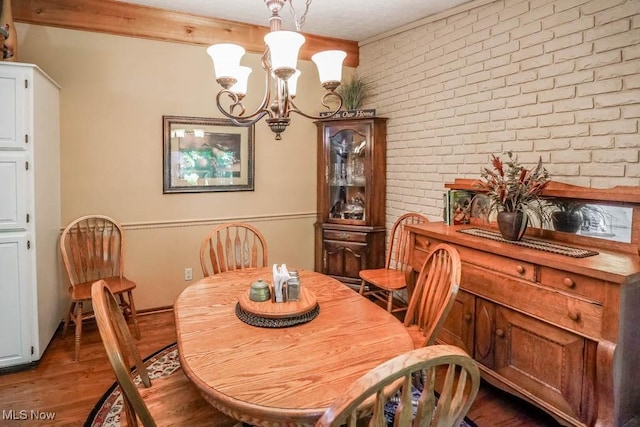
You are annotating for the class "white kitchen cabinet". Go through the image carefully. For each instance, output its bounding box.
[0,63,62,370]
[0,234,31,367]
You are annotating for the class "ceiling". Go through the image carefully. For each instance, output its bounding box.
[115,0,473,42]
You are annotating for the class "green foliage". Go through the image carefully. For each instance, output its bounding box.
[474,152,551,225]
[337,74,371,110]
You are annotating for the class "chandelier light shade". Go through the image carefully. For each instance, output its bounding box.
[312,50,347,90]
[263,30,305,78]
[207,0,345,140]
[288,70,301,97]
[206,44,246,88]
[229,66,253,96]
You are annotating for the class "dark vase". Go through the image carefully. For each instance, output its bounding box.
[497,211,528,241]
[552,211,582,234]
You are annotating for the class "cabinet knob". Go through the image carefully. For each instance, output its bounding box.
[339,232,350,240]
[568,311,580,322]
[516,265,525,275]
[496,328,505,337]
[464,314,472,322]
[563,277,575,288]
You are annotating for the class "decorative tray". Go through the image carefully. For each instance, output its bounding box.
[237,287,318,319]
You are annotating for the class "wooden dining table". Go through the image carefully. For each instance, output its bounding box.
[174,267,414,427]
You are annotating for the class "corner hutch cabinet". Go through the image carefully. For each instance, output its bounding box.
[408,179,640,427]
[314,117,387,290]
[0,63,62,370]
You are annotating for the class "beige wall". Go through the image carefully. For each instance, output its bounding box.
[359,0,640,222]
[16,23,344,309]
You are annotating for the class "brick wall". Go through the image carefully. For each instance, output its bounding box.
[359,0,640,220]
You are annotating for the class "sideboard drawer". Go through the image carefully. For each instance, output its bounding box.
[324,230,367,243]
[463,264,603,339]
[412,234,440,268]
[539,267,606,304]
[456,245,536,282]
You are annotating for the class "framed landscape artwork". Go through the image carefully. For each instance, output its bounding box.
[163,116,254,193]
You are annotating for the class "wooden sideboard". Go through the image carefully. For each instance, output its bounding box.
[407,184,640,427]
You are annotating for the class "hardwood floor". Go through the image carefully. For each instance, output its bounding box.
[0,311,561,426]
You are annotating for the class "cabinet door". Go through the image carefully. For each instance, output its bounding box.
[316,118,386,228]
[0,233,32,368]
[322,240,367,283]
[0,152,28,231]
[324,124,370,224]
[437,289,475,355]
[0,66,27,150]
[493,305,585,420]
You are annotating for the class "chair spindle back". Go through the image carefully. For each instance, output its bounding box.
[200,222,268,277]
[60,215,125,286]
[405,243,461,347]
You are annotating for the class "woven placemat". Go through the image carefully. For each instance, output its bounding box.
[458,228,599,258]
[235,302,320,328]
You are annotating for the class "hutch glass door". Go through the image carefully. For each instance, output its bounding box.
[327,128,367,222]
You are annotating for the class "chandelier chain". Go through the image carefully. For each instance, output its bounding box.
[289,0,312,31]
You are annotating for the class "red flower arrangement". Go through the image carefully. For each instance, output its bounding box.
[474,152,550,225]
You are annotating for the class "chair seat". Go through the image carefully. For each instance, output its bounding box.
[70,276,136,301]
[140,367,238,427]
[359,268,406,291]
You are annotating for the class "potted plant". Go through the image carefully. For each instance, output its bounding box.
[474,152,550,241]
[337,74,371,111]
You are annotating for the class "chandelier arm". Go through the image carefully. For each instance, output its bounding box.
[215,86,274,121]
[228,111,271,127]
[217,103,271,125]
[287,92,343,120]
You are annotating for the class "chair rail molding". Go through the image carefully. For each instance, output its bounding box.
[112,211,316,231]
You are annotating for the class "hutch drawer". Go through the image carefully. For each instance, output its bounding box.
[323,229,368,243]
[455,244,536,282]
[539,267,606,304]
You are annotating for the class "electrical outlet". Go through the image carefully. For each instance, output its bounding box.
[184,267,193,281]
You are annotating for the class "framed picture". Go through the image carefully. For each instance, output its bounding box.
[163,116,254,193]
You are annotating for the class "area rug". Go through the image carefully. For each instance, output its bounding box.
[84,343,180,427]
[85,343,477,427]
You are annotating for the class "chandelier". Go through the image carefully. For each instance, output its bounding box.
[207,0,346,140]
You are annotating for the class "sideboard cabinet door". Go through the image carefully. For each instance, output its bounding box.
[438,288,475,356]
[488,302,587,421]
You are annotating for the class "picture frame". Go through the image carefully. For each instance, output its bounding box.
[163,116,254,193]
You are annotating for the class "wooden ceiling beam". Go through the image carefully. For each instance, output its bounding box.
[13,0,360,67]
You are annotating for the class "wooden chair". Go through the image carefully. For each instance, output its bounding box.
[200,222,268,277]
[316,344,481,427]
[359,213,429,314]
[60,214,140,361]
[404,243,461,348]
[91,280,238,427]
